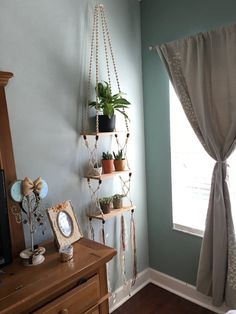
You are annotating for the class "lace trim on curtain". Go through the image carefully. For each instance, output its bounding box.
[170,53,207,151]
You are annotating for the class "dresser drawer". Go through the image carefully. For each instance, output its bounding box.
[34,274,100,314]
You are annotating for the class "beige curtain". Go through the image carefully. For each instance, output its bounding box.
[157,23,236,307]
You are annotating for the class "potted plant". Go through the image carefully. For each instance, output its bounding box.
[89,81,131,132]
[88,162,103,176]
[112,194,125,209]
[102,151,114,174]
[99,197,112,214]
[113,149,126,171]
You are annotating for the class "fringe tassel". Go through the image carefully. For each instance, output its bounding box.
[120,214,128,287]
[88,218,95,241]
[130,210,137,286]
[101,220,105,245]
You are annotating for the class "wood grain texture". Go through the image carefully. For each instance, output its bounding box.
[112,283,216,314]
[0,238,116,314]
[0,71,24,257]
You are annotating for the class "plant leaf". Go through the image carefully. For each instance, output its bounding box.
[88,101,97,107]
[116,108,130,121]
[113,98,130,105]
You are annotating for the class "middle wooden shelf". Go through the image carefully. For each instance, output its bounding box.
[87,205,136,221]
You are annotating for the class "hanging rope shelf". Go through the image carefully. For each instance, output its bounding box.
[82,3,137,288]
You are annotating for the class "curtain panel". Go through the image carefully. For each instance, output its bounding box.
[157,23,236,307]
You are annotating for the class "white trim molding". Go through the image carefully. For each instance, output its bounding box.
[110,268,230,314]
[110,268,150,313]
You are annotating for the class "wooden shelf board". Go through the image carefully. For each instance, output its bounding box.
[81,131,126,136]
[88,205,136,221]
[85,170,132,180]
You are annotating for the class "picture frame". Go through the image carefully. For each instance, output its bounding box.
[47,200,83,249]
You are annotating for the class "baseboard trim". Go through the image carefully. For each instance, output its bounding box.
[109,268,150,313]
[110,267,230,314]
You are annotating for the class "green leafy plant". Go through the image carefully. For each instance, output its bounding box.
[102,151,113,160]
[99,197,112,204]
[112,193,125,200]
[89,81,131,120]
[113,149,125,160]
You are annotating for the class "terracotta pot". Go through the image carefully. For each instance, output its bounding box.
[114,159,126,171]
[113,198,123,209]
[102,159,114,173]
[100,202,112,214]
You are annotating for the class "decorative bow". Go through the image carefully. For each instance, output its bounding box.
[22,177,43,196]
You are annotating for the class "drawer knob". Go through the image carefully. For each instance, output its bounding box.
[59,309,68,314]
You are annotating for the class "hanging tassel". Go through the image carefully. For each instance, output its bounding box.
[130,210,137,286]
[121,214,128,251]
[88,218,95,241]
[120,214,128,287]
[100,220,106,245]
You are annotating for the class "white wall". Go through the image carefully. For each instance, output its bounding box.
[0,0,148,290]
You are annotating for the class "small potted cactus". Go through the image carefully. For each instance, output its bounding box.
[113,149,126,171]
[99,197,112,214]
[102,151,114,174]
[112,194,125,209]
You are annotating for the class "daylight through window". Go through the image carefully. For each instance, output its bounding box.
[169,83,215,236]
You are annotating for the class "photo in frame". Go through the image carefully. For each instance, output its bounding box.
[47,200,83,249]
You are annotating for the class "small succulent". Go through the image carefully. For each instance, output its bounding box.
[102,151,113,160]
[112,194,125,200]
[113,149,125,160]
[99,197,112,204]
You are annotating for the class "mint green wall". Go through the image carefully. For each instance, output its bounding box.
[0,0,148,291]
[141,0,236,284]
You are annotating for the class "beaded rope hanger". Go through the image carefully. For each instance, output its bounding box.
[84,3,137,289]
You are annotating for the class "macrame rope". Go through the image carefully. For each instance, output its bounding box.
[119,172,133,205]
[130,209,137,286]
[83,135,100,176]
[88,217,95,241]
[115,133,130,170]
[84,5,97,133]
[86,4,129,133]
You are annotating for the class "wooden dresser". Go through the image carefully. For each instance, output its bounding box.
[0,238,116,314]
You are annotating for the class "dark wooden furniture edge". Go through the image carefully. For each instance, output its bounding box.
[0,71,24,257]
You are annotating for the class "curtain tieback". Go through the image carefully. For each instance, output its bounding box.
[216,160,229,169]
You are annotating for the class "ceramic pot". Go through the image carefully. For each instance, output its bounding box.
[102,159,114,173]
[113,198,123,209]
[100,202,112,214]
[98,115,116,132]
[114,159,126,171]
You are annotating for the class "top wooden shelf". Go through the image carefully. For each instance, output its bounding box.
[85,170,132,180]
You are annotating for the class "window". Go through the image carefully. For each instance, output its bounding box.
[169,83,215,236]
[170,83,236,237]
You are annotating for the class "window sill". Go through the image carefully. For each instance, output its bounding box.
[173,223,204,238]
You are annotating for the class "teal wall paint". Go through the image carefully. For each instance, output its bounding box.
[0,0,148,291]
[141,0,236,284]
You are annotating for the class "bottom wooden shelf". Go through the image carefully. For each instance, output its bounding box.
[88,205,136,221]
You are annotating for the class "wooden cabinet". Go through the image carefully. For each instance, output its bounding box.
[0,238,116,314]
[0,71,24,258]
